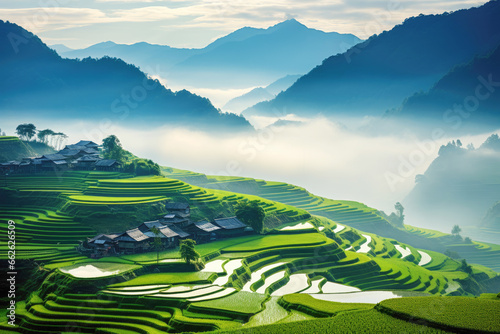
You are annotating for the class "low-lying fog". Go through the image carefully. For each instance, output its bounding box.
[5,116,496,218]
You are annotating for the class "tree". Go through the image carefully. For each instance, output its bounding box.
[235,201,266,234]
[444,249,460,259]
[393,202,405,227]
[102,135,125,163]
[151,226,163,266]
[179,239,200,265]
[451,225,462,236]
[37,129,54,144]
[460,259,473,275]
[53,132,68,150]
[16,123,36,141]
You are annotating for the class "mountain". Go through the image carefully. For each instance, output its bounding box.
[245,1,500,117]
[404,134,500,235]
[0,21,251,131]
[223,74,301,113]
[59,19,362,89]
[482,201,500,230]
[60,41,201,74]
[393,43,500,130]
[168,19,361,88]
[49,44,74,54]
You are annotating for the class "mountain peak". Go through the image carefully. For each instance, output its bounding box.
[270,18,308,31]
[93,41,117,48]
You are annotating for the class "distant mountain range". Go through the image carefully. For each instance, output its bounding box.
[245,1,500,119]
[56,19,362,89]
[0,20,251,131]
[404,134,500,234]
[393,43,500,129]
[223,75,301,114]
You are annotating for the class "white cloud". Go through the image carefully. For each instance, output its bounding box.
[0,8,109,32]
[0,0,487,45]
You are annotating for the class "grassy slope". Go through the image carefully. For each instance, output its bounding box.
[216,308,451,333]
[378,296,500,333]
[0,136,54,162]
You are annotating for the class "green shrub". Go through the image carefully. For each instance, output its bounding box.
[124,159,161,176]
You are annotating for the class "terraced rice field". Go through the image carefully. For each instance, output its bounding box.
[280,222,315,231]
[395,244,412,258]
[1,224,495,334]
[164,169,500,273]
[406,225,500,272]
[271,274,309,296]
[417,251,432,266]
[165,171,391,233]
[60,262,140,278]
[1,168,498,333]
[379,296,500,333]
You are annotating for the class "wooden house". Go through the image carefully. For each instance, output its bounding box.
[58,148,87,159]
[40,154,69,171]
[115,228,150,254]
[74,140,99,149]
[213,217,248,237]
[95,159,122,171]
[165,202,190,218]
[74,155,100,170]
[160,213,189,226]
[184,220,220,244]
[88,233,120,257]
[168,224,191,240]
[138,221,190,248]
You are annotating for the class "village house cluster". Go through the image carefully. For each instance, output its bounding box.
[0,140,121,174]
[87,203,252,257]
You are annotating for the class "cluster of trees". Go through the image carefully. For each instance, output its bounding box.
[380,202,405,228]
[452,225,462,237]
[38,129,68,149]
[102,135,125,162]
[102,135,160,176]
[124,159,161,176]
[14,123,67,149]
[438,134,500,156]
[235,200,266,234]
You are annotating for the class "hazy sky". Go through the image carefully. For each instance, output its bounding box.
[0,0,486,49]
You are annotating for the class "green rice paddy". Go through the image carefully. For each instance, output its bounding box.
[0,168,498,333]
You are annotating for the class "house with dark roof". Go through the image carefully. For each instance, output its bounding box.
[95,159,122,171]
[165,202,190,218]
[213,217,249,237]
[58,148,85,159]
[168,224,191,239]
[160,213,190,226]
[74,155,100,170]
[184,220,220,243]
[115,228,150,254]
[87,233,120,257]
[0,160,22,174]
[40,154,69,171]
[74,140,99,149]
[138,220,191,248]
